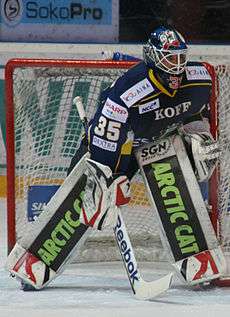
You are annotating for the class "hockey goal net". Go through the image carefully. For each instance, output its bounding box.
[5,59,230,270]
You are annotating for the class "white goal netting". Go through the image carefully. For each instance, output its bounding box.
[214,65,230,250]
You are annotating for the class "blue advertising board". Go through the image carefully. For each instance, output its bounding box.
[0,0,118,42]
[27,185,60,221]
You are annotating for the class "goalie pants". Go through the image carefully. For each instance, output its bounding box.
[68,136,139,180]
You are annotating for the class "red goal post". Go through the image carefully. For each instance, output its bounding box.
[4,58,230,276]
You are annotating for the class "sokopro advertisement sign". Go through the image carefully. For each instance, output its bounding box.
[0,0,119,43]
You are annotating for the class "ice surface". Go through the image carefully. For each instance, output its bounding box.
[1,198,230,317]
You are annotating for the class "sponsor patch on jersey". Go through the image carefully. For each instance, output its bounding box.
[186,66,211,81]
[102,98,128,123]
[92,136,117,152]
[138,99,160,114]
[154,101,191,120]
[120,78,154,107]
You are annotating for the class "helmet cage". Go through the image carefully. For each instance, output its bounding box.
[149,41,187,75]
[144,39,188,75]
[155,47,187,75]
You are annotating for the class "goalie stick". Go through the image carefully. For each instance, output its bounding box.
[73,96,173,300]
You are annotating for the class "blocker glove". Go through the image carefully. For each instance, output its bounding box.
[80,158,130,230]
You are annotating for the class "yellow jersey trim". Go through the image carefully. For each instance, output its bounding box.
[148,69,212,98]
[148,69,177,97]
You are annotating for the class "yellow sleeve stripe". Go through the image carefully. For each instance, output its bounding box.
[120,140,133,155]
[114,140,133,173]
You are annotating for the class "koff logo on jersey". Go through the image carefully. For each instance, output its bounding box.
[153,101,191,120]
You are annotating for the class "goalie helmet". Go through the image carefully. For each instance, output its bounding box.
[143,26,188,89]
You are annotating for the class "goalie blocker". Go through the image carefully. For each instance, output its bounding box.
[135,134,226,285]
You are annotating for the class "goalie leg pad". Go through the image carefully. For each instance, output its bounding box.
[135,134,226,286]
[5,152,91,289]
[173,247,226,285]
[6,243,56,289]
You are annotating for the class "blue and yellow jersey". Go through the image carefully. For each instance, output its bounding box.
[88,61,212,175]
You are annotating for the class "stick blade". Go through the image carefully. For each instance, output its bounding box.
[134,272,173,300]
